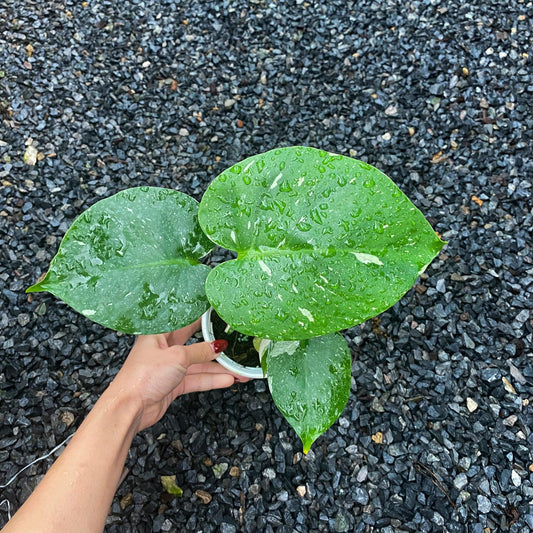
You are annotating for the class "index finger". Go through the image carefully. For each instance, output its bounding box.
[165,318,203,346]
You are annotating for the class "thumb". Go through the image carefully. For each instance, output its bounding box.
[181,339,228,366]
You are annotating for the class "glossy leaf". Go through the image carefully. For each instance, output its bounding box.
[27,187,213,334]
[262,333,351,453]
[199,146,444,340]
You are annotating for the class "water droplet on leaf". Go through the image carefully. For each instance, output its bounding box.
[297,221,312,232]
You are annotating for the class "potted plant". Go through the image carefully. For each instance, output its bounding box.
[201,307,265,379]
[28,146,444,453]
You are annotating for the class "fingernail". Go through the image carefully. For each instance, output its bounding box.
[211,339,228,354]
[233,377,240,384]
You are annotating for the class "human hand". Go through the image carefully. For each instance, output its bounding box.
[106,319,246,432]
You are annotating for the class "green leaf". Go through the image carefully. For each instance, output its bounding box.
[27,187,213,334]
[262,333,351,453]
[160,475,183,497]
[199,146,444,340]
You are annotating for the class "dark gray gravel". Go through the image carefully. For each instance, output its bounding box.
[1,1,532,531]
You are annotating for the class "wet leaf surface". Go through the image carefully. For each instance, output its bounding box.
[262,333,351,453]
[199,146,444,340]
[27,187,213,334]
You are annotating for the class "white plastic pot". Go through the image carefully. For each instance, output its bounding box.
[201,308,265,379]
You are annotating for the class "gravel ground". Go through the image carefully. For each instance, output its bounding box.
[1,1,532,531]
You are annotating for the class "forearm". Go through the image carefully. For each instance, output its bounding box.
[1,330,234,532]
[3,387,142,533]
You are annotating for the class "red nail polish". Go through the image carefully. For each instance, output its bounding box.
[211,339,228,354]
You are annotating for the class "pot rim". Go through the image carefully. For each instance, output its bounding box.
[201,308,265,379]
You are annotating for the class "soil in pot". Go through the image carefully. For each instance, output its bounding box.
[211,310,260,368]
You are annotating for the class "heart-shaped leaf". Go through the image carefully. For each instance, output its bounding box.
[27,187,213,334]
[199,146,444,340]
[261,333,351,453]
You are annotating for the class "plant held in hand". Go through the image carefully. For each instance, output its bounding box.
[28,146,444,452]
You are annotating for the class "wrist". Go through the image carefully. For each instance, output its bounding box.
[99,383,145,435]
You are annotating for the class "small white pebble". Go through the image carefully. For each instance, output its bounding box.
[262,468,276,480]
[466,398,478,412]
[511,470,521,487]
[503,414,517,426]
[296,485,306,497]
[454,473,468,490]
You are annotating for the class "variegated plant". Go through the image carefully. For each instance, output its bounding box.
[29,147,444,452]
